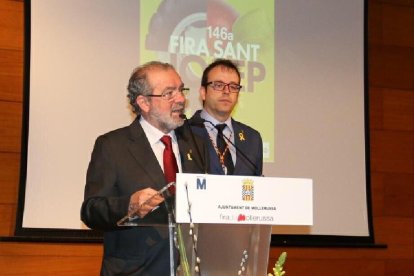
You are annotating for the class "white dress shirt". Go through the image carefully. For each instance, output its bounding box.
[139,116,182,173]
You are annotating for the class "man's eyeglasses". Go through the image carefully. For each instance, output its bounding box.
[206,81,242,93]
[146,87,189,101]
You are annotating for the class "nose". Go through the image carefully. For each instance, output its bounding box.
[175,90,186,103]
[222,84,231,94]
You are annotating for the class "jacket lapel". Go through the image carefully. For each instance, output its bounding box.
[175,125,206,174]
[231,119,247,174]
[127,118,166,190]
[188,111,222,174]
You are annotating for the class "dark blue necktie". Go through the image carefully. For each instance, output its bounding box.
[215,124,234,175]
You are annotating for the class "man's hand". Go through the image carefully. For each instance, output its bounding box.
[128,188,165,218]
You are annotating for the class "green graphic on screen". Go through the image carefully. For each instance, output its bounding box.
[140,0,275,162]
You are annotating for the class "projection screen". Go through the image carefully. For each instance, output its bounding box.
[16,0,373,245]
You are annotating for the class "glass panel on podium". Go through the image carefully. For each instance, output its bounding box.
[178,224,271,276]
[117,182,175,227]
[116,183,177,276]
[116,200,173,227]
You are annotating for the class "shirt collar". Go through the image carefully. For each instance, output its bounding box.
[139,116,177,145]
[200,109,233,132]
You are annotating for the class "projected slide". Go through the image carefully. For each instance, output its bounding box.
[139,0,275,161]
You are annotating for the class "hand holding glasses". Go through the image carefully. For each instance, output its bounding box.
[206,81,242,93]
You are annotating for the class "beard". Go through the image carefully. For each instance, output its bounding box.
[148,102,185,133]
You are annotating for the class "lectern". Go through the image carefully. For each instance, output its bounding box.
[175,173,313,276]
[118,174,312,275]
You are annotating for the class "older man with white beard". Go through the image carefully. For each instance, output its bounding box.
[81,61,208,275]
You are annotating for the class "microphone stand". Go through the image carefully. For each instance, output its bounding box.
[192,118,262,176]
[180,114,208,174]
[163,195,176,276]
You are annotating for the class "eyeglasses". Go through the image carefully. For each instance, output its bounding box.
[206,81,242,93]
[146,87,189,101]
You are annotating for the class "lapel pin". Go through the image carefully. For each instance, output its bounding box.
[187,150,193,161]
[239,131,245,141]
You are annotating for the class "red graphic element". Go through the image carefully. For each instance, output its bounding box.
[207,0,240,48]
[237,214,246,221]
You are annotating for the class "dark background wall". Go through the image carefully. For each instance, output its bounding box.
[0,0,412,274]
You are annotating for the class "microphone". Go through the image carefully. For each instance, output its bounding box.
[180,114,208,174]
[188,117,262,176]
[187,115,205,126]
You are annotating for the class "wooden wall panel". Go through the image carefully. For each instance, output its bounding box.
[381,4,414,47]
[0,152,20,204]
[370,88,414,131]
[372,0,414,7]
[0,204,15,236]
[383,173,413,217]
[0,242,102,258]
[369,88,384,130]
[269,244,411,261]
[0,1,23,102]
[370,172,386,216]
[0,242,102,276]
[368,2,383,45]
[274,260,384,276]
[369,45,414,90]
[386,260,414,276]
[0,101,22,152]
[0,0,23,50]
[0,256,101,276]
[382,89,414,131]
[0,48,23,77]
[0,74,23,101]
[370,130,414,173]
[0,0,24,102]
[374,218,414,262]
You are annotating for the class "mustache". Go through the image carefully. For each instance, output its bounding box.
[171,102,185,113]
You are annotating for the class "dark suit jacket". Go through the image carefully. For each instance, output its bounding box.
[189,110,263,176]
[81,117,208,275]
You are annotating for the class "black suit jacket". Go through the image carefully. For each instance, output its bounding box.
[81,117,208,275]
[189,110,263,176]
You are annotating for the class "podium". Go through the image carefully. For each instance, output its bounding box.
[175,173,313,276]
[118,174,312,275]
[117,184,178,276]
[176,224,272,276]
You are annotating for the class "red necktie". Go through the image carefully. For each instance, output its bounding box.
[160,135,178,194]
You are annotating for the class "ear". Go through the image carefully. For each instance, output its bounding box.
[200,86,207,101]
[136,95,150,113]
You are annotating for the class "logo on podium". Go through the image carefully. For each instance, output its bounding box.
[242,179,254,201]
